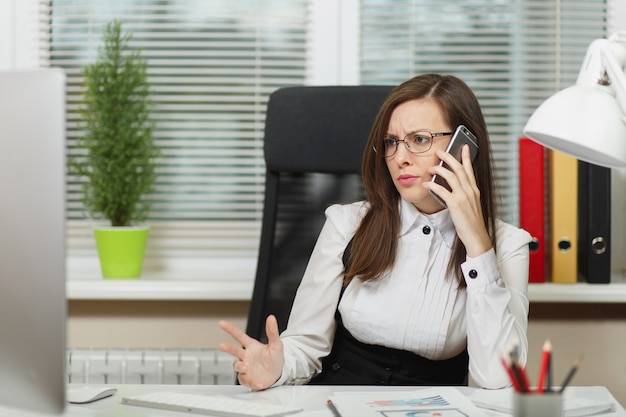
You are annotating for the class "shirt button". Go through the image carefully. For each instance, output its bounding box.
[469,269,478,279]
[331,363,341,371]
[422,226,431,235]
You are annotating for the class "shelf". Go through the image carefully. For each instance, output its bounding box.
[66,256,256,301]
[527,282,626,303]
[66,279,626,303]
[66,256,626,302]
[67,278,254,301]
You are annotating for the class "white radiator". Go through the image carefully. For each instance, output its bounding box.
[67,348,236,385]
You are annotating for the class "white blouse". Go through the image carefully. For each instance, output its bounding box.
[275,199,532,389]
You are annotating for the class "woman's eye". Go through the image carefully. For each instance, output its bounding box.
[412,134,430,145]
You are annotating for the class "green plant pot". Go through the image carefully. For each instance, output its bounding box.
[94,226,149,279]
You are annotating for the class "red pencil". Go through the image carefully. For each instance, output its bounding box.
[511,360,531,393]
[500,356,522,392]
[507,341,530,393]
[537,339,552,394]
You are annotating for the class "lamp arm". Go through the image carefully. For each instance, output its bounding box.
[602,31,626,117]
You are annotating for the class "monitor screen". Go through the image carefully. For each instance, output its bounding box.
[0,69,66,414]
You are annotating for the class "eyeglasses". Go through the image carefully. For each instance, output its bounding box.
[373,130,453,157]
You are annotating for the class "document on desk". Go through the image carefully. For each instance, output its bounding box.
[328,387,490,416]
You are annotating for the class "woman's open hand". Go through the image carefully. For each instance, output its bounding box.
[218,315,284,390]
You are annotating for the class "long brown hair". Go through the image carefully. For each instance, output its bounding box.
[345,74,497,287]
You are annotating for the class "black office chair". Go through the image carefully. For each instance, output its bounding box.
[246,85,393,343]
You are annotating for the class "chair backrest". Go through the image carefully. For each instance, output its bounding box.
[246,85,393,342]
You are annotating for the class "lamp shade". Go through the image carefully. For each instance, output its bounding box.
[523,83,626,168]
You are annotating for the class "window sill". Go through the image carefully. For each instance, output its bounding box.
[66,278,254,301]
[66,281,626,302]
[528,281,626,303]
[66,256,256,301]
[66,257,626,302]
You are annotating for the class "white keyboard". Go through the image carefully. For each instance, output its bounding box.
[122,391,303,417]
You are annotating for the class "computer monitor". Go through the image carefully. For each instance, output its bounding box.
[0,69,66,414]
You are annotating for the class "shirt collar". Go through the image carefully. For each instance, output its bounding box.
[399,199,456,249]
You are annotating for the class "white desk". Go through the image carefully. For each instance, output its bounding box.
[19,384,626,416]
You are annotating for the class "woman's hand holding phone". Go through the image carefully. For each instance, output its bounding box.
[424,142,492,258]
[428,125,479,207]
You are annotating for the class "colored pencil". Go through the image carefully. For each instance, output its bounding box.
[559,356,583,393]
[508,341,530,393]
[537,339,552,394]
[501,356,522,392]
[327,399,342,417]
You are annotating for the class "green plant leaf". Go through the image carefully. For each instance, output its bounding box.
[68,20,159,227]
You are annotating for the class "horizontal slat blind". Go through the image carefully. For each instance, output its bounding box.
[39,0,609,280]
[359,0,606,225]
[45,1,308,262]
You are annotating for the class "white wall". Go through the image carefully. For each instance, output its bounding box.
[0,0,43,70]
[608,0,626,36]
[0,0,16,69]
[306,0,359,85]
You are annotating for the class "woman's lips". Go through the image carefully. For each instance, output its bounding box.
[397,174,418,186]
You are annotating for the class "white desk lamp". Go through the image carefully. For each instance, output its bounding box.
[523,31,626,168]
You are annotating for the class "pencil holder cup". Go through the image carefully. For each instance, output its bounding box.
[513,392,562,417]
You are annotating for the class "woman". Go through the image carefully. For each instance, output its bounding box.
[219,74,531,390]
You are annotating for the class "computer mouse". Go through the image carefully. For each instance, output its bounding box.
[67,386,118,404]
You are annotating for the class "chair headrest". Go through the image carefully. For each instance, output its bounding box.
[264,85,393,174]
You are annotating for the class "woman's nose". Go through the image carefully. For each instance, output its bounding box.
[393,142,412,164]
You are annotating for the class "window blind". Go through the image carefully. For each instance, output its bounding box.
[39,0,609,282]
[358,0,607,225]
[44,0,307,277]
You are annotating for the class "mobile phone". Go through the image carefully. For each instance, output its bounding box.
[429,124,479,208]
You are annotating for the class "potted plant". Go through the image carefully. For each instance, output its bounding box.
[69,20,159,279]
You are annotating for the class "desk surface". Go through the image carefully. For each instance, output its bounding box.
[14,384,626,416]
